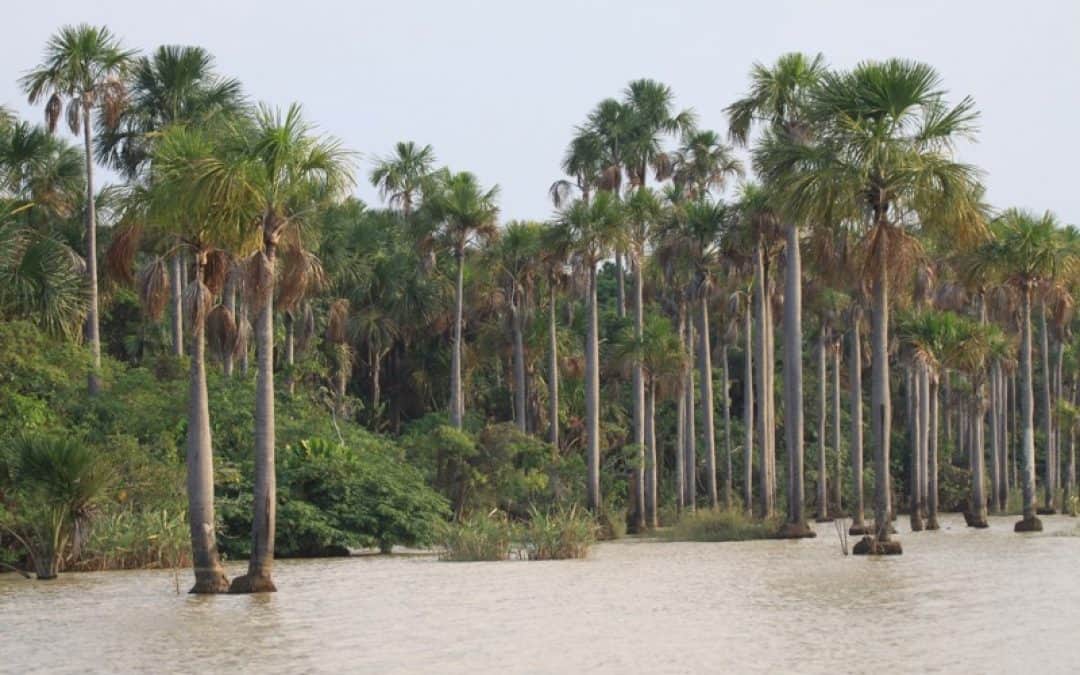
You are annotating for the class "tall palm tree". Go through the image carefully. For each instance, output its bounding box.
[539,223,573,448]
[95,44,244,359]
[557,191,624,512]
[671,129,743,200]
[21,24,135,394]
[191,103,353,591]
[965,209,1074,532]
[427,171,500,428]
[760,59,981,551]
[369,141,437,216]
[729,52,826,538]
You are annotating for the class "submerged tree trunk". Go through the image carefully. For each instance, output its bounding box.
[548,285,559,448]
[1016,287,1042,531]
[186,251,229,593]
[449,249,466,428]
[697,292,719,509]
[675,303,687,512]
[754,243,773,518]
[969,394,989,527]
[816,328,828,522]
[849,311,866,532]
[585,263,601,513]
[82,112,102,395]
[1039,303,1056,512]
[170,254,184,358]
[743,307,754,517]
[910,365,924,532]
[629,259,645,531]
[998,365,1009,511]
[684,316,697,511]
[927,373,941,530]
[646,380,658,528]
[782,224,808,535]
[230,233,279,593]
[832,339,842,513]
[990,362,1002,513]
[870,237,894,544]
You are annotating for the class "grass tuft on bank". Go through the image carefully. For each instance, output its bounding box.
[662,509,782,543]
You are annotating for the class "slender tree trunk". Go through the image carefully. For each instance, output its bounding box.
[765,274,777,515]
[944,373,953,454]
[927,373,940,530]
[449,249,466,428]
[548,285,559,448]
[615,252,626,318]
[783,224,808,534]
[999,365,1009,510]
[919,363,930,520]
[170,254,184,358]
[82,112,102,395]
[675,304,687,512]
[231,233,278,593]
[816,328,828,522]
[910,364,924,531]
[970,393,989,527]
[512,303,527,433]
[754,244,773,518]
[1017,287,1041,530]
[849,311,866,531]
[1039,302,1055,512]
[646,380,658,528]
[186,252,229,593]
[1054,338,1064,507]
[990,362,1002,513]
[223,270,236,376]
[870,237,894,544]
[585,263,601,513]
[684,316,697,511]
[284,312,295,396]
[239,296,250,376]
[722,344,733,510]
[629,258,645,531]
[832,339,842,514]
[743,306,754,517]
[1010,371,1018,492]
[697,292,719,509]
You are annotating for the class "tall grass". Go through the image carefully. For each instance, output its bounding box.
[521,506,595,560]
[437,511,513,561]
[438,507,598,561]
[662,509,781,543]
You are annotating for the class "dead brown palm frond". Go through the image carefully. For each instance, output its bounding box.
[100,77,127,129]
[202,250,230,296]
[296,302,317,353]
[325,298,350,344]
[986,284,1017,327]
[105,221,142,285]
[277,248,326,313]
[858,223,925,295]
[206,304,239,362]
[244,251,274,314]
[934,280,968,312]
[137,257,169,320]
[235,311,251,358]
[913,264,935,308]
[183,279,213,329]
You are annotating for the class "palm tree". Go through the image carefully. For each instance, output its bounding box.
[965,209,1074,532]
[760,59,981,551]
[96,44,244,359]
[557,191,624,512]
[191,103,353,591]
[671,129,743,200]
[729,52,826,538]
[539,224,573,448]
[549,129,603,208]
[21,24,135,394]
[426,171,500,429]
[369,141,437,216]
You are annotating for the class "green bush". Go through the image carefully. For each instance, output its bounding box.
[437,511,514,561]
[663,509,781,542]
[521,506,595,560]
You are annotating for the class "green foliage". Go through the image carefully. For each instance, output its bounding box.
[663,509,782,542]
[437,511,513,562]
[521,505,596,560]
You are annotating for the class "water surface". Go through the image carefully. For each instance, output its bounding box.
[2,514,1078,673]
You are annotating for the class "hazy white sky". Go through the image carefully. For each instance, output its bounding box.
[3,0,1078,224]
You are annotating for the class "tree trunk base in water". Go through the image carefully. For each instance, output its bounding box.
[925,516,940,531]
[848,522,871,536]
[909,514,924,531]
[1014,516,1044,532]
[962,512,989,528]
[814,515,834,523]
[190,572,230,594]
[852,536,903,555]
[1036,507,1057,516]
[228,573,277,594]
[776,522,817,539]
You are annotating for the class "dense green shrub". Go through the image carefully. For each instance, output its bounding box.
[437,511,514,561]
[521,506,595,560]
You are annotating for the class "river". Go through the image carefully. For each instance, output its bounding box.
[2,513,1078,673]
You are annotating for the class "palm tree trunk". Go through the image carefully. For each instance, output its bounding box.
[743,306,754,518]
[684,317,697,511]
[697,292,719,509]
[223,270,236,376]
[849,311,866,532]
[512,303,527,433]
[909,364,924,531]
[1039,302,1055,512]
[918,364,931,525]
[1054,339,1064,506]
[1010,371,1018,492]
[170,254,184,358]
[585,263,601,513]
[970,393,989,527]
[927,373,940,530]
[675,303,686,512]
[239,296,250,376]
[998,365,1009,511]
[82,112,102,395]
[722,344,733,510]
[450,249,465,428]
[832,339,842,514]
[754,243,772,518]
[646,379,658,528]
[990,362,1002,512]
[629,258,645,531]
[230,239,278,593]
[816,328,828,522]
[1017,287,1041,530]
[615,252,626,318]
[284,311,295,396]
[870,239,894,544]
[548,285,559,448]
[765,275,777,515]
[783,224,807,533]
[186,251,229,594]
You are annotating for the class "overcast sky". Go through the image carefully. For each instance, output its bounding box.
[3,0,1078,224]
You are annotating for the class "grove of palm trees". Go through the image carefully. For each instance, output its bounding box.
[4,14,1080,669]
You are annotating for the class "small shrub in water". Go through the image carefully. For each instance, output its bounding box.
[522,506,596,560]
[663,509,780,543]
[438,511,514,561]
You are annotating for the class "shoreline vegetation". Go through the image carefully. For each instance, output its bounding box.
[3,24,1079,586]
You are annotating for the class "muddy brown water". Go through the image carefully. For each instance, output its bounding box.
[2,514,1079,673]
